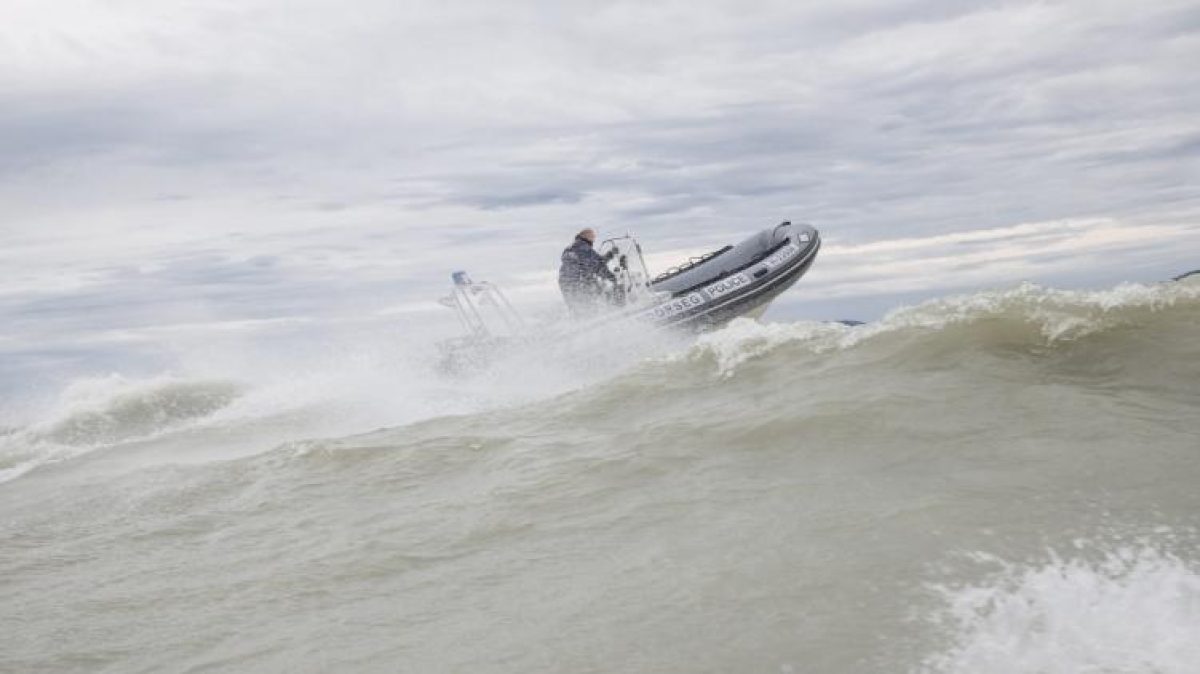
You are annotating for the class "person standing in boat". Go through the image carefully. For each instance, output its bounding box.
[558,228,618,318]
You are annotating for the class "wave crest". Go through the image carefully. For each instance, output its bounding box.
[36,376,241,446]
[685,281,1200,375]
[0,375,241,483]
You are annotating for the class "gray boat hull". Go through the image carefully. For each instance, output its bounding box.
[640,221,821,329]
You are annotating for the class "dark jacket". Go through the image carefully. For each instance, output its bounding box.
[558,236,615,292]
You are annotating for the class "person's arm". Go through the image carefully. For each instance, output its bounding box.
[588,249,617,282]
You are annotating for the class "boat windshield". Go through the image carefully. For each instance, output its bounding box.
[598,235,657,306]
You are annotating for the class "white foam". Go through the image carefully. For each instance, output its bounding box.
[920,546,1200,674]
[685,317,846,376]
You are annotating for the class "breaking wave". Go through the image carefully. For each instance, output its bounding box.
[684,280,1200,375]
[920,540,1200,674]
[0,375,241,482]
[4,279,1197,485]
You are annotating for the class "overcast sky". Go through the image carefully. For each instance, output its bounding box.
[2,0,1199,393]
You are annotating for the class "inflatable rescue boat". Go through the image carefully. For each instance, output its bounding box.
[437,221,820,370]
[637,221,820,328]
